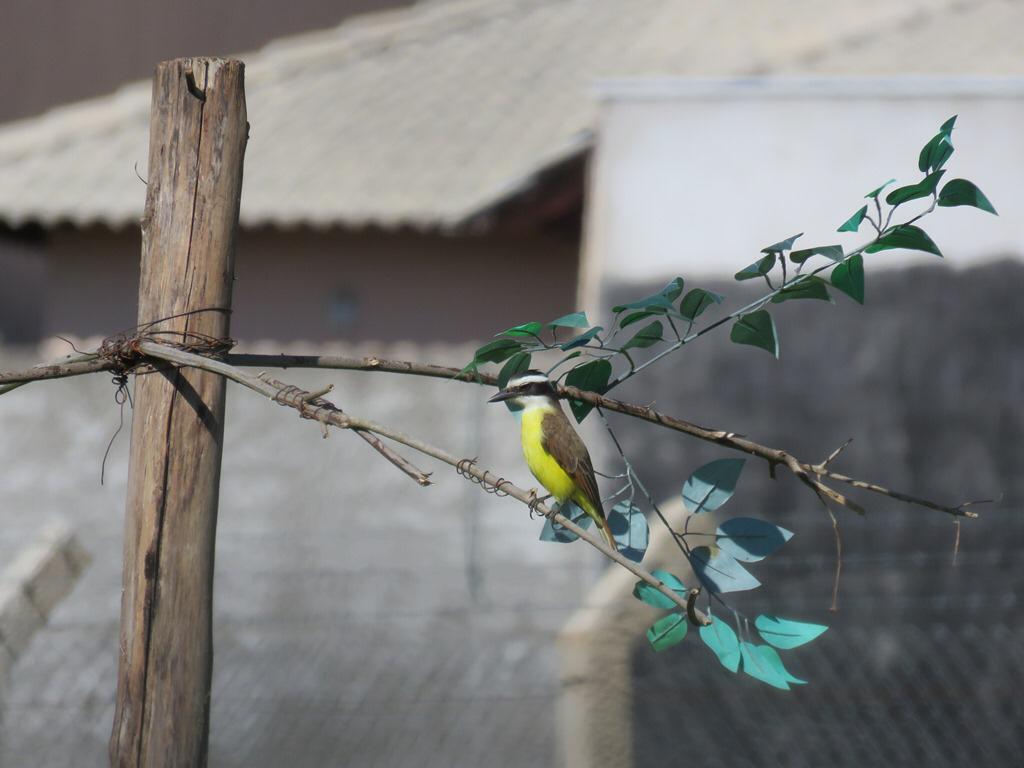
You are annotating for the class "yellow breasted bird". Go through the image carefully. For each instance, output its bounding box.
[489,371,616,550]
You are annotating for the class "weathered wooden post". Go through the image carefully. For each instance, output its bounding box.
[110,58,247,767]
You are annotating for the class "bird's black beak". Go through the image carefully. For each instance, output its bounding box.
[488,389,515,403]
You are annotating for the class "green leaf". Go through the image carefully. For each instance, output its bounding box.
[682,458,745,514]
[620,310,661,328]
[646,612,688,652]
[559,326,603,351]
[612,277,685,313]
[830,253,864,304]
[885,169,946,207]
[564,359,612,422]
[734,253,776,281]
[497,352,532,389]
[789,245,844,264]
[717,518,793,562]
[678,288,724,321]
[473,338,524,364]
[740,642,790,690]
[691,547,761,594]
[497,321,543,338]
[755,615,828,650]
[757,645,807,686]
[632,570,686,610]
[918,116,956,173]
[761,233,803,253]
[699,616,741,672]
[937,178,997,215]
[837,205,868,233]
[622,320,663,350]
[770,276,832,304]
[730,310,779,357]
[865,178,896,199]
[865,224,941,257]
[547,312,589,329]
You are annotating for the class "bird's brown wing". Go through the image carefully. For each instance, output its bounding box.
[541,410,603,515]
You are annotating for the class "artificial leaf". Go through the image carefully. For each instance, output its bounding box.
[559,326,603,351]
[831,253,864,304]
[690,546,761,594]
[758,645,807,685]
[646,612,688,652]
[730,310,779,357]
[620,310,661,328]
[837,205,868,233]
[539,501,590,543]
[699,616,741,672]
[633,569,686,610]
[717,517,793,562]
[473,338,524,364]
[789,245,844,264]
[735,253,776,281]
[497,321,543,338]
[564,359,612,422]
[547,312,590,329]
[740,643,791,690]
[885,169,945,207]
[770,277,832,304]
[612,277,685,313]
[754,615,828,650]
[937,178,997,215]
[761,233,803,253]
[622,320,664,350]
[865,225,941,257]
[679,288,724,320]
[918,116,956,173]
[497,352,531,389]
[681,458,745,514]
[865,178,896,199]
[609,501,649,563]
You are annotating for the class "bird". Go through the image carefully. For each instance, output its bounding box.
[488,370,616,551]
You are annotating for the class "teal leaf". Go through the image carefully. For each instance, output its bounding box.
[473,338,524,364]
[564,359,612,422]
[758,645,807,686]
[559,326,603,351]
[497,321,543,338]
[918,116,956,173]
[699,616,741,672]
[885,169,946,207]
[497,352,532,389]
[539,501,590,543]
[612,277,685,313]
[679,288,724,320]
[691,546,761,594]
[620,310,661,328]
[865,224,941,257]
[761,233,803,253]
[770,276,832,304]
[633,569,686,609]
[622,320,664,350]
[730,310,779,357]
[547,312,589,329]
[682,458,745,514]
[865,178,897,199]
[740,642,791,690]
[754,615,828,650]
[937,178,997,215]
[735,253,776,281]
[646,612,688,652]
[609,501,649,563]
[831,253,864,304]
[789,245,844,264]
[717,517,793,562]
[837,205,868,233]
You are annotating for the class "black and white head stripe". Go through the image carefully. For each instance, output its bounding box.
[506,371,556,396]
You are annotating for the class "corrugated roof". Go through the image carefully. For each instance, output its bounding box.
[0,0,1020,231]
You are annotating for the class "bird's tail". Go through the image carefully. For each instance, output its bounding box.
[575,493,617,552]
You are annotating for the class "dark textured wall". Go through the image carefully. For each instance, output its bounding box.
[605,260,1024,766]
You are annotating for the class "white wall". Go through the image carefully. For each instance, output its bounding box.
[581,78,1024,306]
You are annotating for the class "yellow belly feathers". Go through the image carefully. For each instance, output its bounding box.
[520,406,576,501]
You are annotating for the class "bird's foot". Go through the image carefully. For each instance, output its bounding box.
[527,489,554,519]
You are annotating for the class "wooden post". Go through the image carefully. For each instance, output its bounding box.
[110,58,246,767]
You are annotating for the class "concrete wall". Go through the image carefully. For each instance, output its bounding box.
[581,78,1024,312]
[41,225,579,343]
